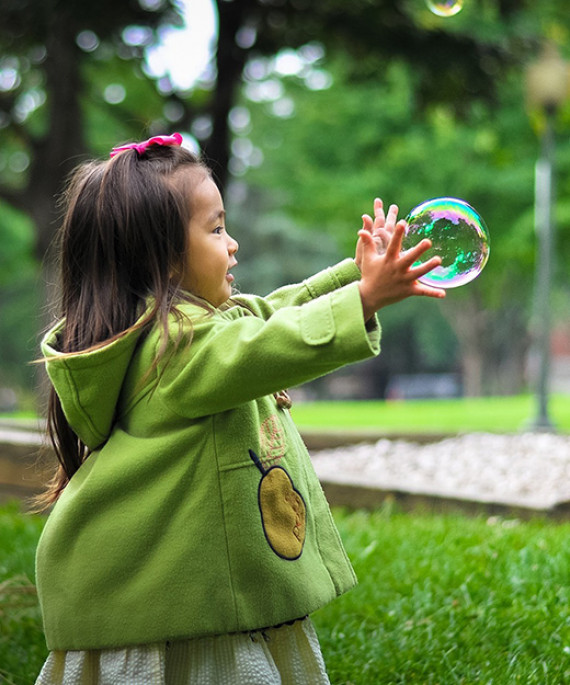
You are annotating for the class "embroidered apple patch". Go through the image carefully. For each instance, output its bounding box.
[249,449,306,560]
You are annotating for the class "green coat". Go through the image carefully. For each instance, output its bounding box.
[36,259,381,651]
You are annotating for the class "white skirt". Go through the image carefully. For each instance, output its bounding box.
[35,618,330,685]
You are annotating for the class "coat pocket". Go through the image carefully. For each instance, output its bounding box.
[300,295,335,346]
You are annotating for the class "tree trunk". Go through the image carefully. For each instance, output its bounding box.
[442,292,488,397]
[31,16,85,262]
[461,348,484,397]
[28,13,86,406]
[206,0,256,189]
[442,292,529,397]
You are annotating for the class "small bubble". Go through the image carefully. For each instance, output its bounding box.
[426,0,464,17]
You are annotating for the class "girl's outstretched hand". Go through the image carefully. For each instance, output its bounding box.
[357,210,446,321]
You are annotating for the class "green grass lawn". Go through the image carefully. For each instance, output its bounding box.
[0,503,47,685]
[2,502,570,684]
[3,393,569,436]
[314,506,570,684]
[291,393,570,435]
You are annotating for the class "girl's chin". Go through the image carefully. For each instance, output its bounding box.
[213,284,233,307]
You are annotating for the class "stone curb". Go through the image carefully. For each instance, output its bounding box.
[300,429,450,450]
[318,480,570,521]
[1,426,569,519]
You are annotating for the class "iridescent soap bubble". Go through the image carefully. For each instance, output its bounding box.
[426,0,464,17]
[402,197,490,288]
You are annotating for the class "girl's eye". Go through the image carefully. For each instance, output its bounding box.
[214,226,224,235]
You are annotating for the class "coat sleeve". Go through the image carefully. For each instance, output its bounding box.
[231,258,362,320]
[157,281,381,419]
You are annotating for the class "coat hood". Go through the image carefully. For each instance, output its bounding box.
[41,321,147,450]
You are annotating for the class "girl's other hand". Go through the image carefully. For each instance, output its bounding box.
[357,207,446,321]
[355,198,396,269]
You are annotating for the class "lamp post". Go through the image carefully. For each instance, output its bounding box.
[525,43,569,432]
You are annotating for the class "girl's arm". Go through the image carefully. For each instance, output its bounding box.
[232,258,361,320]
[158,281,379,419]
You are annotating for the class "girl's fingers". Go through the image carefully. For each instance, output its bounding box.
[408,255,442,280]
[375,228,392,249]
[357,228,376,252]
[413,283,447,299]
[361,214,374,233]
[385,221,406,259]
[384,204,399,229]
[373,198,385,230]
[400,238,434,267]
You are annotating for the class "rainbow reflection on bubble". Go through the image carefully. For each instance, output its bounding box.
[426,0,464,17]
[403,197,490,289]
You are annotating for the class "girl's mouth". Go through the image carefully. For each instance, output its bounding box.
[227,260,237,282]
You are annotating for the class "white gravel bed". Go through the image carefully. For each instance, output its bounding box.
[310,432,570,510]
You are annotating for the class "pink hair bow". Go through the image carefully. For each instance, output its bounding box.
[110,132,183,158]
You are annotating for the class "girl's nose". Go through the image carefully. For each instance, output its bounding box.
[228,234,239,254]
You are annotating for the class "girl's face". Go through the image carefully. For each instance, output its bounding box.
[179,175,239,307]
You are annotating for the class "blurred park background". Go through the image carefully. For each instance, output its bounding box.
[0,0,569,421]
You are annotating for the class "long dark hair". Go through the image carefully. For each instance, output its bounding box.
[38,143,209,510]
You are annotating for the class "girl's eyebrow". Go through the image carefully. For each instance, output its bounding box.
[210,209,226,223]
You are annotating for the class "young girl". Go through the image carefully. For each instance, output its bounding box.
[35,133,444,684]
